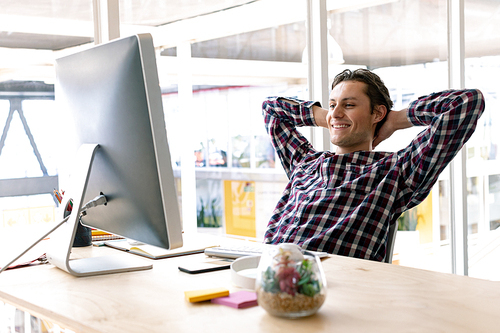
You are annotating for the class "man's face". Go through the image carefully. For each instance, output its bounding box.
[327,80,382,154]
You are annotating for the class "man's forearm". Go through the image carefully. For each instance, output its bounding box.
[388,108,413,131]
[262,96,320,177]
[312,105,329,128]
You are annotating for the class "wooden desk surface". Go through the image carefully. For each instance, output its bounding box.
[1,239,499,333]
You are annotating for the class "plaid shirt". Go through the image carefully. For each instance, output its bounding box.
[262,89,485,261]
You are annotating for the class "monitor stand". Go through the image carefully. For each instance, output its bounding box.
[0,144,152,277]
[45,144,152,277]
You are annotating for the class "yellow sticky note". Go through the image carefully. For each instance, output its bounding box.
[184,287,230,303]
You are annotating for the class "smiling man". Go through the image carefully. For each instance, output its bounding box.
[262,68,485,261]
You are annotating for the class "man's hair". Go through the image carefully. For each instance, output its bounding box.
[331,69,393,136]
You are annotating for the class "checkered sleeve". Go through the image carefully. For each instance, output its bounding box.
[262,97,320,178]
[401,89,485,206]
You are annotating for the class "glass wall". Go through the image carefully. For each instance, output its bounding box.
[1,0,498,280]
[0,96,59,228]
[465,0,500,280]
[159,1,455,265]
[325,0,451,272]
[0,0,93,229]
[160,8,308,238]
[0,99,59,178]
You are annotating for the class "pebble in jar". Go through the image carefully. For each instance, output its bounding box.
[256,243,327,318]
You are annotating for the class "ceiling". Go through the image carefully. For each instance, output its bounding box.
[0,32,92,50]
[0,0,499,86]
[0,0,257,26]
[0,0,258,50]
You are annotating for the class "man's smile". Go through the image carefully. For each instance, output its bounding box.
[331,123,351,129]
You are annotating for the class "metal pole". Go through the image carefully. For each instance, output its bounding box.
[306,0,330,151]
[92,0,120,45]
[447,0,468,276]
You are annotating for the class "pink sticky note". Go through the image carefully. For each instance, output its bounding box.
[211,290,258,309]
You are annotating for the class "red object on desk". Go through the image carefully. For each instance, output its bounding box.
[211,291,258,309]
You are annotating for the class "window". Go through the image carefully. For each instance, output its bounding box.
[0,0,498,280]
[327,0,451,272]
[465,0,500,280]
[160,4,308,238]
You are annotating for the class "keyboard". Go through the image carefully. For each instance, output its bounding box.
[204,243,330,259]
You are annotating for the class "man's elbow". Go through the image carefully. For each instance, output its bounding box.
[463,88,486,115]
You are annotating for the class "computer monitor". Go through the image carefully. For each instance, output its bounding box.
[46,34,183,276]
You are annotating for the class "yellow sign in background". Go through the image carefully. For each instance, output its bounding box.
[224,180,256,238]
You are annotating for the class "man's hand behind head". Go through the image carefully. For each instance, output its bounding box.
[372,108,412,149]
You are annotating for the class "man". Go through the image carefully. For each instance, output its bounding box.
[262,68,485,261]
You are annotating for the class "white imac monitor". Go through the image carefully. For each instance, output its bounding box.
[46,34,183,276]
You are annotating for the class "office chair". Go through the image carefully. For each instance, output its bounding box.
[384,222,398,264]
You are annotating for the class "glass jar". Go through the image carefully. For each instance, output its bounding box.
[255,243,327,318]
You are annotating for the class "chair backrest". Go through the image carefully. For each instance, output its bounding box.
[384,222,398,263]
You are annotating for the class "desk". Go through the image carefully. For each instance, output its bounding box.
[0,240,499,333]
